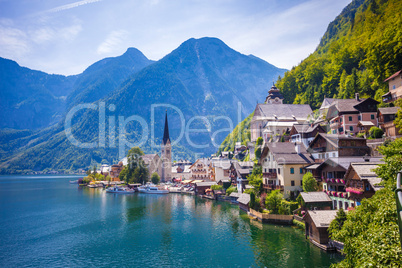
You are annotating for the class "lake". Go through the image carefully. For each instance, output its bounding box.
[0,175,342,267]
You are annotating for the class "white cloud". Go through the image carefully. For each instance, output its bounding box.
[45,0,103,13]
[0,21,30,59]
[97,30,129,55]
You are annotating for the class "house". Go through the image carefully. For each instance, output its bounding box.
[377,107,400,137]
[228,161,252,193]
[171,164,192,182]
[382,69,402,103]
[190,158,213,181]
[211,159,232,184]
[319,98,335,117]
[344,162,383,208]
[326,94,379,135]
[250,84,313,142]
[260,142,314,199]
[237,193,251,212]
[290,124,326,148]
[300,192,333,211]
[306,156,383,210]
[304,210,338,246]
[194,181,217,195]
[307,133,371,162]
[109,162,124,181]
[229,192,241,203]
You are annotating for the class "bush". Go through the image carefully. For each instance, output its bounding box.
[279,200,299,215]
[151,172,160,185]
[256,137,263,146]
[226,185,237,196]
[368,126,384,139]
[211,185,223,191]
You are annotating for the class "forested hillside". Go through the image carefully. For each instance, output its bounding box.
[276,0,402,110]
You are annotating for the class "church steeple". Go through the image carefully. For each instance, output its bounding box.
[162,112,170,145]
[265,83,284,104]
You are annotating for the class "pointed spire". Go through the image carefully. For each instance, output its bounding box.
[162,111,170,145]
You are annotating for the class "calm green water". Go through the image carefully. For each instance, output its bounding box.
[0,175,342,267]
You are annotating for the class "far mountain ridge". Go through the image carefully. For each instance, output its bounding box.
[0,37,287,173]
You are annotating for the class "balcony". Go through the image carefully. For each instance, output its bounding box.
[263,184,284,190]
[263,172,277,179]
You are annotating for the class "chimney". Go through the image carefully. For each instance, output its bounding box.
[355,93,360,101]
[295,143,301,154]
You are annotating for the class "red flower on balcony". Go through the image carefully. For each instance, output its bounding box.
[346,187,363,194]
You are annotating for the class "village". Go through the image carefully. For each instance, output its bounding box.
[81,69,402,252]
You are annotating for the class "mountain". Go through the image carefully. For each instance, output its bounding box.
[0,48,153,131]
[66,47,154,107]
[0,37,286,173]
[0,58,77,129]
[276,0,402,110]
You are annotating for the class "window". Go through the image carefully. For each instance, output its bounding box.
[371,114,375,120]
[299,168,303,174]
[358,115,361,120]
[349,116,352,121]
[393,85,396,90]
[291,180,295,186]
[290,167,294,174]
[350,126,353,131]
[300,180,303,186]
[278,168,281,174]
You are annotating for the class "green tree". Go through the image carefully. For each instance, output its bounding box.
[226,185,237,196]
[328,208,347,238]
[151,172,160,185]
[265,190,283,214]
[368,126,384,139]
[302,172,317,192]
[255,147,262,159]
[249,192,256,210]
[256,137,263,146]
[331,188,401,267]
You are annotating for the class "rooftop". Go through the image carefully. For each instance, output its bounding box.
[308,210,338,227]
[378,107,399,115]
[300,192,332,203]
[237,193,250,205]
[384,69,402,82]
[253,103,312,121]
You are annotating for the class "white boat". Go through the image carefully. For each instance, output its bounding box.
[69,180,79,184]
[106,186,135,194]
[138,185,169,194]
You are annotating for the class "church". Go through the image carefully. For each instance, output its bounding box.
[250,83,313,142]
[161,112,172,182]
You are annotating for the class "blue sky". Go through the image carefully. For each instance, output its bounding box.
[0,0,351,75]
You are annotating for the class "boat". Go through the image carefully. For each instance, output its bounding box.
[106,186,135,194]
[138,185,169,194]
[69,180,79,184]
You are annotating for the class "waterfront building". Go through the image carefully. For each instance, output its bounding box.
[194,181,217,195]
[189,158,213,181]
[304,210,338,246]
[110,162,124,181]
[326,94,379,135]
[237,193,250,212]
[344,162,383,208]
[299,192,333,211]
[259,142,314,199]
[161,112,172,182]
